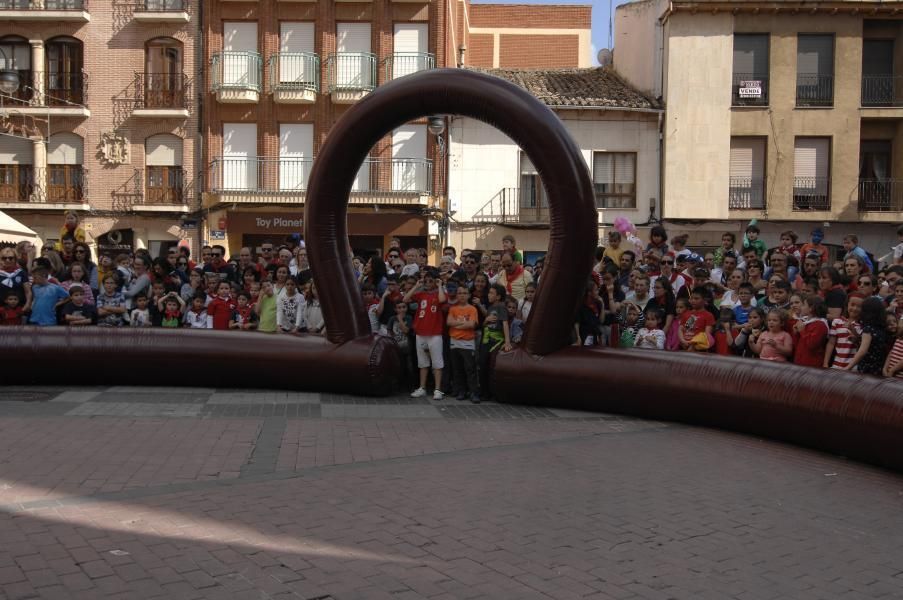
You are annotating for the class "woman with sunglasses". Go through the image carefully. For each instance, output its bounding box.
[72,242,99,296]
[0,247,30,309]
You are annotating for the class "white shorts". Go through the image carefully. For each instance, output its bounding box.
[415,335,444,369]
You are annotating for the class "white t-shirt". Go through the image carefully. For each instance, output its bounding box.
[183,309,209,328]
[719,291,757,309]
[634,328,665,349]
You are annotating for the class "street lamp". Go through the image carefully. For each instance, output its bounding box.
[0,48,19,95]
[427,115,445,136]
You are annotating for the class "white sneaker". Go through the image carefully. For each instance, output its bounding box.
[433,389,445,401]
[410,388,427,398]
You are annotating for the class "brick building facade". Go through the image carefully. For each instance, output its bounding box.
[0,1,198,258]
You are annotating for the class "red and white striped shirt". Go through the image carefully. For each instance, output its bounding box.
[886,338,903,379]
[829,318,861,369]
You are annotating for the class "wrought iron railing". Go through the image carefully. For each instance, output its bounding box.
[0,69,34,105]
[0,0,87,8]
[731,73,769,106]
[135,72,188,109]
[140,0,183,9]
[211,51,262,92]
[728,176,766,210]
[268,52,319,93]
[47,164,85,202]
[46,70,87,106]
[326,52,377,93]
[861,75,903,107]
[145,166,184,204]
[211,157,431,195]
[471,187,549,224]
[858,179,903,212]
[385,52,435,80]
[792,176,830,211]
[0,164,38,202]
[796,74,834,107]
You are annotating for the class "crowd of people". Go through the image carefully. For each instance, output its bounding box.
[1,211,902,401]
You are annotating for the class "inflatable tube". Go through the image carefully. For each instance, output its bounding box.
[494,348,903,472]
[0,327,399,397]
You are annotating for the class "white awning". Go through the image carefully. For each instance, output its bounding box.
[0,210,39,245]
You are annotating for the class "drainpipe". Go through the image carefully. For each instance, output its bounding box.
[658,111,664,222]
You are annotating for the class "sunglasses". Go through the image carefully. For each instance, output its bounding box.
[661,261,673,265]
[261,247,273,252]
[1,256,16,261]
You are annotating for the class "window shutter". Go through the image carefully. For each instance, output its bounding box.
[794,138,828,179]
[280,22,314,54]
[614,154,634,185]
[336,23,370,53]
[48,133,83,165]
[223,22,257,52]
[733,35,768,76]
[0,135,33,164]
[593,153,613,184]
[145,134,182,166]
[797,35,832,76]
[521,152,538,176]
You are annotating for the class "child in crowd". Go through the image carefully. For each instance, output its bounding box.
[115,254,132,292]
[404,269,448,400]
[603,231,624,265]
[505,296,523,345]
[714,307,735,356]
[447,286,480,403]
[229,291,258,330]
[129,294,151,327]
[670,234,690,258]
[889,281,903,319]
[800,228,830,266]
[733,282,756,325]
[575,279,604,346]
[0,293,25,325]
[635,307,666,350]
[519,281,535,322]
[665,297,689,350]
[792,296,829,367]
[148,281,167,326]
[27,266,69,326]
[882,322,903,378]
[788,293,803,321]
[362,285,380,333]
[388,299,414,386]
[255,281,278,333]
[751,309,793,361]
[276,278,304,334]
[825,294,864,370]
[183,295,209,329]
[714,232,736,267]
[679,287,715,351]
[96,275,127,327]
[743,221,767,259]
[845,297,890,375]
[619,302,642,347]
[761,279,792,314]
[647,225,669,255]
[60,284,96,326]
[304,283,325,335]
[775,230,802,268]
[733,307,766,357]
[480,283,512,400]
[157,292,185,328]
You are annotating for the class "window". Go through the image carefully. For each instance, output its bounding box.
[221,22,259,88]
[391,124,428,192]
[520,152,548,209]
[47,133,84,202]
[145,134,183,204]
[0,135,34,202]
[797,35,834,106]
[592,152,636,209]
[144,38,183,109]
[279,123,313,191]
[729,138,766,209]
[46,36,84,106]
[392,23,429,79]
[793,137,830,210]
[221,123,257,190]
[335,22,372,90]
[278,22,316,89]
[0,36,31,104]
[862,40,896,106]
[732,34,769,106]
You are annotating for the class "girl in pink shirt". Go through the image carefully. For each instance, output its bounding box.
[751,309,794,361]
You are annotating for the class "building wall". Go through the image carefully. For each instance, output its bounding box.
[613,0,667,98]
[0,3,199,252]
[661,12,734,221]
[448,109,660,252]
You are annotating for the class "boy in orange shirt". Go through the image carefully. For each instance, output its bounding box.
[447,285,480,403]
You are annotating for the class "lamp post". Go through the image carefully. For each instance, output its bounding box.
[427,116,449,252]
[0,48,20,96]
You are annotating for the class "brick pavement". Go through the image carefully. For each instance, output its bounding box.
[0,386,902,599]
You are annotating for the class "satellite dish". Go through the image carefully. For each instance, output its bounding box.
[597,48,613,68]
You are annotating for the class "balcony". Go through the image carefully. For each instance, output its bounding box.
[471,188,549,225]
[858,179,903,212]
[211,51,262,103]
[0,165,38,203]
[47,165,85,203]
[206,157,431,206]
[133,72,189,118]
[0,165,88,208]
[728,176,766,210]
[796,74,834,107]
[862,75,903,107]
[133,0,188,23]
[0,0,89,21]
[385,52,435,81]
[144,166,185,206]
[268,53,319,104]
[0,70,90,116]
[792,176,830,211]
[326,53,376,103]
[731,73,768,107]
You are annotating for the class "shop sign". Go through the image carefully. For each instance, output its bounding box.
[210,230,226,240]
[738,80,762,98]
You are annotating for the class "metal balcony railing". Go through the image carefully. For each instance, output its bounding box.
[211,157,431,195]
[268,52,319,93]
[141,0,183,9]
[0,165,86,203]
[471,187,549,224]
[858,179,903,212]
[0,0,87,8]
[385,52,435,80]
[728,176,766,210]
[0,69,34,105]
[145,166,185,204]
[731,73,769,106]
[135,72,188,109]
[861,75,903,107]
[46,70,87,106]
[326,52,376,93]
[0,164,39,202]
[211,51,262,92]
[792,176,830,211]
[796,74,834,107]
[47,165,85,202]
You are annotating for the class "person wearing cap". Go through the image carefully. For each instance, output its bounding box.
[800,228,830,266]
